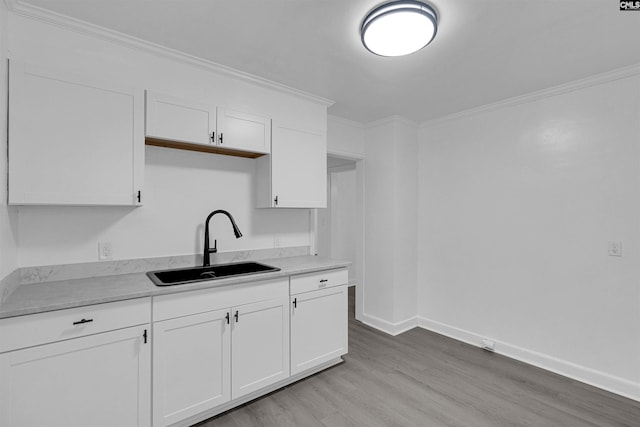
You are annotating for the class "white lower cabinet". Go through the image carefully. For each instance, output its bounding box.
[152,296,289,426]
[151,279,290,426]
[0,325,151,427]
[231,297,290,399]
[152,309,231,427]
[290,285,348,375]
[0,269,347,427]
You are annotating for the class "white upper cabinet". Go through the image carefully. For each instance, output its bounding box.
[216,108,270,154]
[256,121,327,208]
[8,61,144,206]
[145,90,270,156]
[145,91,215,146]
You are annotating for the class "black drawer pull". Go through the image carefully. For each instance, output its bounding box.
[319,279,328,283]
[293,298,297,308]
[72,318,93,326]
[234,310,239,323]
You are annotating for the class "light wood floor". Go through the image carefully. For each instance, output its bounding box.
[198,288,640,427]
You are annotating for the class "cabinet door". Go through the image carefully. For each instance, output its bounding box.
[8,61,144,206]
[145,91,215,146]
[152,309,231,427]
[0,325,151,427]
[269,122,327,208]
[231,297,290,399]
[290,286,348,375]
[216,108,270,154]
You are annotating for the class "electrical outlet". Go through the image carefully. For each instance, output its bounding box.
[481,339,495,352]
[98,241,113,261]
[608,241,622,257]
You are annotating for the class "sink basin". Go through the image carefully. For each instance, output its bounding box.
[147,261,281,286]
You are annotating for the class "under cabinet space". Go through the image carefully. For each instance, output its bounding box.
[8,60,145,206]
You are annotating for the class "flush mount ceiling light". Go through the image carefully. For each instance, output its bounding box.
[361,0,438,57]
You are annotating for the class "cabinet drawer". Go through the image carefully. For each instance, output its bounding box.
[0,298,151,353]
[290,268,348,295]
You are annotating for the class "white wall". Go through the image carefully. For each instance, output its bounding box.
[18,146,312,266]
[418,75,640,399]
[363,118,418,331]
[8,14,323,267]
[327,115,365,158]
[329,167,357,281]
[0,1,19,279]
[393,121,418,323]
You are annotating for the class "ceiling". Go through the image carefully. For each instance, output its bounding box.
[19,0,640,124]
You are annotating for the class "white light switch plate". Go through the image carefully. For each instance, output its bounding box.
[608,241,622,257]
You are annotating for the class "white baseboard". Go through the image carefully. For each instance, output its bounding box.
[416,316,640,402]
[360,312,418,336]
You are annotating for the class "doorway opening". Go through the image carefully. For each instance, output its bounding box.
[316,153,364,321]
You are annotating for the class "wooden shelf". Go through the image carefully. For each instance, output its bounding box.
[145,137,266,159]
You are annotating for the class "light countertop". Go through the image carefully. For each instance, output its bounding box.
[0,256,350,319]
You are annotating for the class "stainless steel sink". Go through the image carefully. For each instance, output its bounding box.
[147,261,281,286]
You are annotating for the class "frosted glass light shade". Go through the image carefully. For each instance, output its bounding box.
[361,1,438,57]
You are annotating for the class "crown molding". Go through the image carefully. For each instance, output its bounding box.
[6,0,334,107]
[366,115,418,129]
[421,62,640,128]
[328,114,366,129]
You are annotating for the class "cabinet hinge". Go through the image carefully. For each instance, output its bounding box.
[143,329,148,344]
[137,190,142,203]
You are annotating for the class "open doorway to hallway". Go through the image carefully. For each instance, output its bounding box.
[316,154,363,321]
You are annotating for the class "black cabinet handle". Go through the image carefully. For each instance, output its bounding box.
[225,312,230,324]
[234,310,239,323]
[320,279,328,283]
[293,298,297,308]
[72,318,93,326]
[274,195,278,206]
[210,132,215,143]
[143,329,148,344]
[219,132,224,144]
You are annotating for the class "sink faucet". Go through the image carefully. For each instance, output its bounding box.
[203,210,243,267]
